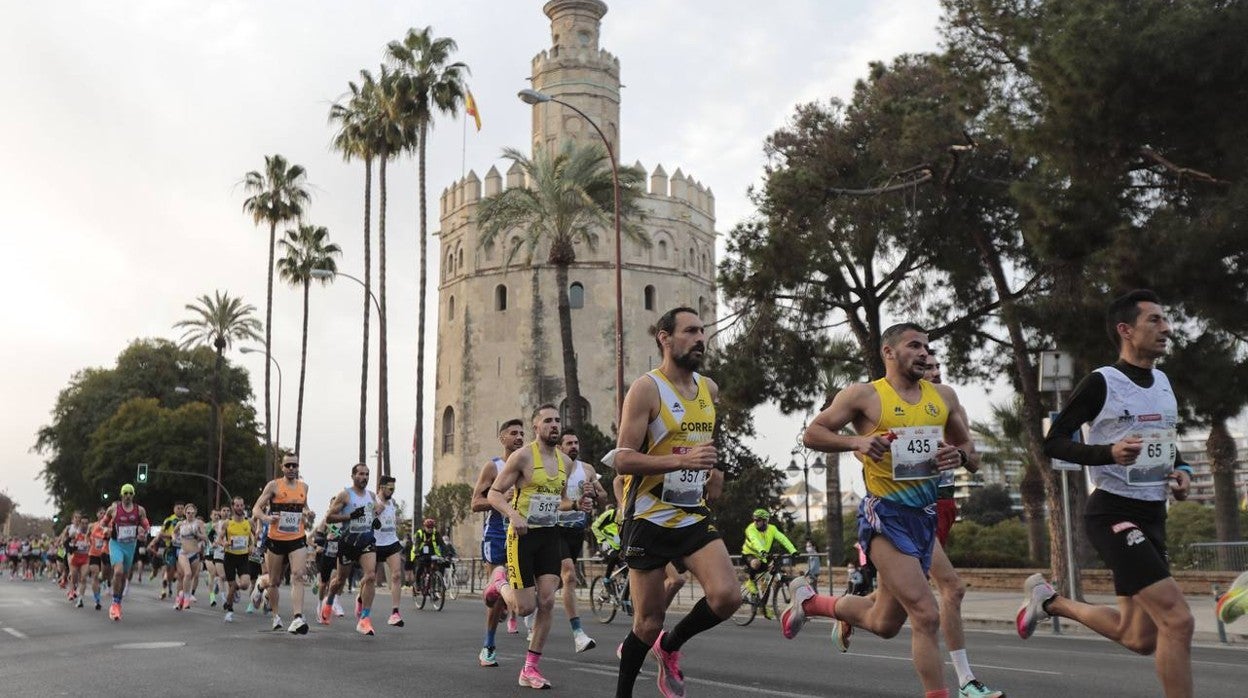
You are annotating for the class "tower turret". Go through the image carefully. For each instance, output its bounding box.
[530,0,620,158]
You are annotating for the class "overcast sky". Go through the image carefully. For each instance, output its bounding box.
[2,0,1005,520]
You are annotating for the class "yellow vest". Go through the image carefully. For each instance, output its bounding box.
[861,378,948,509]
[510,443,567,528]
[224,518,252,554]
[623,370,716,528]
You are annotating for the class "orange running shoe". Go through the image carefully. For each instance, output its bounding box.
[318,603,332,625]
[356,617,375,636]
[109,602,122,621]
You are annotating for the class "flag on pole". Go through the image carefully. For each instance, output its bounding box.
[1240,483,1247,512]
[465,89,482,131]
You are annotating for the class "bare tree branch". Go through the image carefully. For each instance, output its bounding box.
[1139,146,1230,186]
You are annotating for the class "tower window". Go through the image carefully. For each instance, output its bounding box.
[441,406,455,454]
[448,295,456,320]
[644,285,655,311]
[569,282,585,309]
[658,240,668,262]
[456,247,464,270]
[495,284,508,311]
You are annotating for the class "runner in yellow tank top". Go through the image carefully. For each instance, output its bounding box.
[780,323,978,698]
[486,404,593,689]
[611,306,740,698]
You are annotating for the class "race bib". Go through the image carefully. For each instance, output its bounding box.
[937,469,956,488]
[661,455,709,507]
[75,541,89,553]
[277,511,302,534]
[116,525,138,543]
[558,510,587,527]
[378,510,396,534]
[325,541,338,556]
[230,535,249,551]
[526,493,559,527]
[421,545,431,555]
[1128,429,1176,486]
[889,426,942,481]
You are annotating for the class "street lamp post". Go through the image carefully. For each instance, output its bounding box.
[312,269,385,490]
[174,384,226,508]
[517,88,625,423]
[787,448,825,540]
[239,347,283,479]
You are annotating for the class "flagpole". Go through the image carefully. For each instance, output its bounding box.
[461,111,467,178]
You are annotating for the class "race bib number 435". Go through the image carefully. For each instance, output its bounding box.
[889,426,942,481]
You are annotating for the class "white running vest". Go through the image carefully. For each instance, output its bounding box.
[559,460,591,528]
[1086,366,1179,502]
[374,500,398,547]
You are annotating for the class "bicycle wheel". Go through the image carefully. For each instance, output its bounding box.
[431,573,446,611]
[414,571,428,610]
[589,575,616,624]
[771,576,791,619]
[731,581,757,626]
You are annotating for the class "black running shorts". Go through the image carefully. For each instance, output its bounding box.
[621,517,722,572]
[559,527,587,562]
[1084,489,1170,596]
[223,553,250,582]
[505,527,567,589]
[265,537,305,557]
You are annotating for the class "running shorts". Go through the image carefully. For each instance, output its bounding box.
[223,553,250,583]
[560,526,587,562]
[936,497,958,547]
[857,495,937,575]
[1084,489,1170,596]
[70,553,89,567]
[318,554,337,585]
[337,532,376,563]
[620,517,722,572]
[505,527,566,589]
[481,536,506,566]
[265,537,305,557]
[375,541,402,562]
[108,540,136,572]
[135,546,150,563]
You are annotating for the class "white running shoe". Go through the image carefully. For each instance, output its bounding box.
[573,629,596,653]
[223,611,234,623]
[288,615,309,635]
[1016,573,1056,639]
[271,614,283,631]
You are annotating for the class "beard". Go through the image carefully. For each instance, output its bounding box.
[673,344,705,371]
[541,431,560,447]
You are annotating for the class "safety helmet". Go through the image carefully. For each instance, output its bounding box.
[751,509,769,520]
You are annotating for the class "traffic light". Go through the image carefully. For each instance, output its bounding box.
[136,462,148,484]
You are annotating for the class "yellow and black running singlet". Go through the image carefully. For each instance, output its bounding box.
[623,369,716,529]
[510,443,567,528]
[861,378,948,509]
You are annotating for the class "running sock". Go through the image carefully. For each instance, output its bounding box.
[484,628,497,649]
[324,592,335,606]
[392,607,399,615]
[616,632,649,697]
[662,598,725,652]
[569,616,583,632]
[524,650,541,670]
[950,649,974,687]
[925,690,949,698]
[112,595,121,604]
[801,593,839,618]
[361,607,371,619]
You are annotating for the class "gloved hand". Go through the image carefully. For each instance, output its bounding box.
[349,506,365,520]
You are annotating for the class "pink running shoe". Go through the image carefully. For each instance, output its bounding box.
[518,665,551,689]
[650,630,685,698]
[507,613,519,634]
[484,566,507,608]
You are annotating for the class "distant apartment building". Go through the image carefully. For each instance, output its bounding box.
[1176,433,1248,506]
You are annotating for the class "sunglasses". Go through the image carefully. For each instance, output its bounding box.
[283,463,299,468]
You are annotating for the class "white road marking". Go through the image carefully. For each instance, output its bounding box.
[560,662,822,698]
[835,651,1063,676]
[3,627,28,639]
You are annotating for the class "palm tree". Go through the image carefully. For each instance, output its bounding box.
[173,291,262,506]
[971,397,1045,562]
[477,142,647,432]
[366,66,416,479]
[386,27,468,517]
[277,224,342,456]
[329,72,383,464]
[241,155,311,478]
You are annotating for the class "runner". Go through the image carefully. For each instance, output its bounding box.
[373,475,406,628]
[310,506,343,620]
[207,507,227,606]
[153,502,184,600]
[1024,290,1195,698]
[485,404,594,689]
[102,484,151,621]
[470,418,524,667]
[252,454,312,634]
[610,307,739,698]
[64,513,89,607]
[86,508,110,610]
[221,496,254,623]
[781,322,976,698]
[173,503,208,610]
[555,429,605,652]
[320,462,380,636]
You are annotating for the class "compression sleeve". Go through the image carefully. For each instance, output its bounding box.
[1042,372,1115,465]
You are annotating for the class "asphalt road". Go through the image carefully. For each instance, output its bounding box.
[0,577,1243,697]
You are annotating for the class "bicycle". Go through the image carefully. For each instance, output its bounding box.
[441,558,466,600]
[412,557,446,611]
[588,562,631,624]
[732,553,793,626]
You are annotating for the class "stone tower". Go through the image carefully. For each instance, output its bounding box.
[433,0,718,552]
